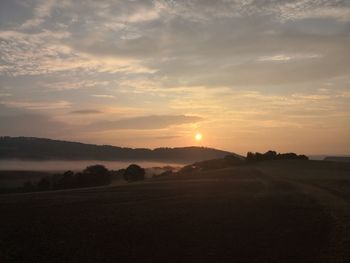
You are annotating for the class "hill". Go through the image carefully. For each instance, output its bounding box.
[0,137,236,163]
[1,159,350,262]
[324,156,350,162]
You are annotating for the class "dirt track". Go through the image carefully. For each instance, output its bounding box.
[1,161,349,263]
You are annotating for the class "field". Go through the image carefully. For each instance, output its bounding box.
[1,160,350,262]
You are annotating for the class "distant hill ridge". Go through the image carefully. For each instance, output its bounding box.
[0,137,237,163]
[324,156,350,163]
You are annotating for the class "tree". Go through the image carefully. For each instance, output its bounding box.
[264,150,277,160]
[37,176,51,190]
[23,181,35,192]
[110,169,126,180]
[124,164,145,182]
[83,165,109,176]
[246,151,309,162]
[246,152,257,162]
[53,170,75,189]
[82,165,111,186]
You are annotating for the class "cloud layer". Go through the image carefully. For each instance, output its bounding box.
[0,0,349,154]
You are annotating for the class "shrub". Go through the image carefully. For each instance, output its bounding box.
[124,164,145,182]
[37,176,51,190]
[82,165,112,186]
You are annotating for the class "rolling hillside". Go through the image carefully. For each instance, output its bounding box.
[1,160,350,262]
[0,137,237,163]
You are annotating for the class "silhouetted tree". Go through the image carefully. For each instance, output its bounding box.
[298,154,309,160]
[23,181,35,192]
[75,172,86,186]
[20,165,114,193]
[53,170,76,189]
[246,152,255,162]
[82,165,111,186]
[265,150,277,160]
[110,168,126,180]
[246,151,309,162]
[83,165,109,176]
[124,164,145,182]
[37,176,51,190]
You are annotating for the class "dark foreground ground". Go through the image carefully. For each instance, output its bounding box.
[1,160,350,263]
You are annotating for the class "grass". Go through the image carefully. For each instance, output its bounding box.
[0,160,349,262]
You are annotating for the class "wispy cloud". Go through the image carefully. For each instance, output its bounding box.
[20,0,56,29]
[0,30,154,76]
[257,53,321,62]
[0,104,67,137]
[69,109,102,115]
[0,93,12,97]
[1,100,72,110]
[92,94,115,99]
[40,80,110,91]
[90,115,204,130]
[278,3,350,22]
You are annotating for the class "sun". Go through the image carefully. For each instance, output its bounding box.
[195,133,202,141]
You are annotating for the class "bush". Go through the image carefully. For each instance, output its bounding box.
[37,176,51,190]
[53,170,75,189]
[23,165,113,192]
[23,181,35,192]
[80,165,112,186]
[124,164,145,182]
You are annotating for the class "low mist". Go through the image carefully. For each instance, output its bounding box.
[0,160,184,172]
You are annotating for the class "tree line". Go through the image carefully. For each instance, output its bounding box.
[246,150,308,162]
[23,164,145,192]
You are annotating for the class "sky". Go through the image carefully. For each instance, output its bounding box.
[0,0,349,155]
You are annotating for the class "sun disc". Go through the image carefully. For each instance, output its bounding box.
[195,133,202,141]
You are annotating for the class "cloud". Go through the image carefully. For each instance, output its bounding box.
[92,94,115,99]
[278,3,350,22]
[258,54,293,62]
[257,53,322,62]
[0,113,64,137]
[40,80,110,91]
[0,0,349,153]
[90,115,203,130]
[69,109,102,115]
[1,0,348,84]
[0,93,12,97]
[338,91,350,98]
[20,0,56,29]
[154,135,181,140]
[0,30,154,76]
[1,100,72,110]
[0,105,67,137]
